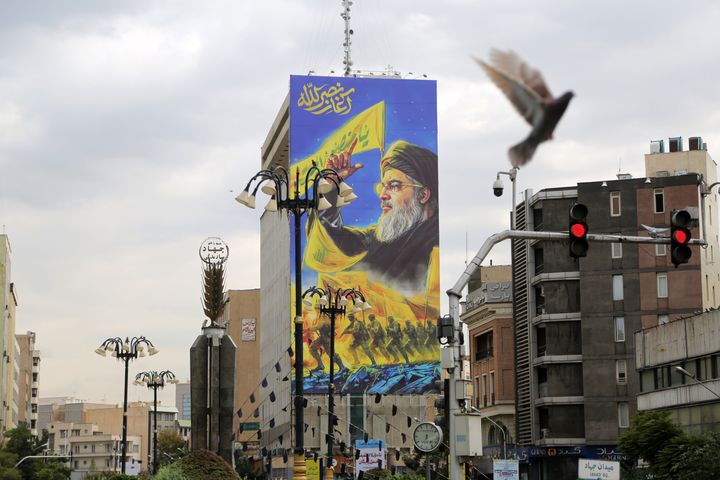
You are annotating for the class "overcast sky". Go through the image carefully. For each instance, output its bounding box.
[1,0,720,408]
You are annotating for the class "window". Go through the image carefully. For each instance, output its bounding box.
[658,314,669,325]
[657,273,668,298]
[474,377,480,408]
[536,327,547,356]
[475,331,494,360]
[481,374,487,406]
[614,317,625,342]
[618,402,630,428]
[654,188,665,213]
[656,244,666,256]
[616,360,628,384]
[489,372,495,405]
[611,240,622,259]
[613,275,624,300]
[610,191,621,216]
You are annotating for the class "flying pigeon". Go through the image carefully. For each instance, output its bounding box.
[476,49,574,167]
[640,224,670,238]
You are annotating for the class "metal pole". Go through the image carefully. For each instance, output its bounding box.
[327,308,336,480]
[153,386,159,474]
[425,456,431,480]
[294,208,307,480]
[121,356,130,474]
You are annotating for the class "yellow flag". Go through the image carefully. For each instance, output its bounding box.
[291,101,385,192]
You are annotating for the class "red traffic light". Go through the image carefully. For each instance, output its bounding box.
[672,229,688,244]
[570,223,587,238]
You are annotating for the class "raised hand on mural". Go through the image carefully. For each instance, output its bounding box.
[328,137,363,180]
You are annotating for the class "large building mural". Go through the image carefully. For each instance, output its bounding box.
[289,75,440,394]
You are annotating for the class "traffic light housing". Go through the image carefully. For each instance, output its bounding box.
[569,203,589,258]
[433,378,450,451]
[670,209,692,266]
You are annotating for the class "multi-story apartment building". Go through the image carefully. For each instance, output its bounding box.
[87,401,177,472]
[39,399,175,472]
[512,137,719,479]
[0,234,19,436]
[47,420,142,477]
[461,264,514,472]
[16,331,40,435]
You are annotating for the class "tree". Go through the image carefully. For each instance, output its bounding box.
[35,462,72,480]
[619,410,720,480]
[157,430,186,456]
[2,423,50,480]
[618,410,684,467]
[0,450,22,480]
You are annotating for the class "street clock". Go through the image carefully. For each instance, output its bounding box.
[413,421,443,453]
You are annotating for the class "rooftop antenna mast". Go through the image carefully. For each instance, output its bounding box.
[341,0,354,76]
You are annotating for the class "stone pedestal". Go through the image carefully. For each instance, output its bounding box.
[190,326,236,464]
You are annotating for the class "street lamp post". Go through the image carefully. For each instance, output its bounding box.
[236,163,355,479]
[95,337,158,474]
[302,286,371,480]
[674,365,720,399]
[469,406,507,459]
[134,370,179,474]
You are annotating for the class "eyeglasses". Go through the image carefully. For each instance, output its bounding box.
[374,181,423,195]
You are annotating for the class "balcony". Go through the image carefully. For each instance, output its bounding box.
[475,348,494,361]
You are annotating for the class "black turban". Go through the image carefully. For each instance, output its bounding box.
[381,140,438,195]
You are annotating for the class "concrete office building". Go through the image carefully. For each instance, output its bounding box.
[635,309,720,433]
[512,137,719,479]
[175,381,191,421]
[460,265,515,469]
[222,289,262,450]
[16,331,40,435]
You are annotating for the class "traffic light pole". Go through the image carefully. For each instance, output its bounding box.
[443,228,706,480]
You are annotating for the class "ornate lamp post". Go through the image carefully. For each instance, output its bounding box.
[134,370,179,474]
[302,286,370,480]
[95,337,158,474]
[236,163,355,479]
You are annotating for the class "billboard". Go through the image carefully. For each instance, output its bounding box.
[289,74,440,394]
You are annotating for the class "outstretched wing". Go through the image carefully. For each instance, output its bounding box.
[475,52,546,127]
[490,49,554,101]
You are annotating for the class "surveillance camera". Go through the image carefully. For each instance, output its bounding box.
[493,178,504,197]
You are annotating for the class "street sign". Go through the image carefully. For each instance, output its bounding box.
[493,459,519,480]
[578,458,620,480]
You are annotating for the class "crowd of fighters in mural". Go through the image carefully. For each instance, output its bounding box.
[308,314,436,372]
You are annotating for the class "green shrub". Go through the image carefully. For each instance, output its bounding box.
[175,450,240,480]
[154,463,188,480]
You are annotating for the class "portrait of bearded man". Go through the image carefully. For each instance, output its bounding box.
[305,139,439,294]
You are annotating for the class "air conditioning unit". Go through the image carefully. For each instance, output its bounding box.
[669,136,683,152]
[689,136,703,151]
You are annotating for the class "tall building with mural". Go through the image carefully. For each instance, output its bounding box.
[253,75,441,478]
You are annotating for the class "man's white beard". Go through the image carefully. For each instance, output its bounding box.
[375,196,423,243]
